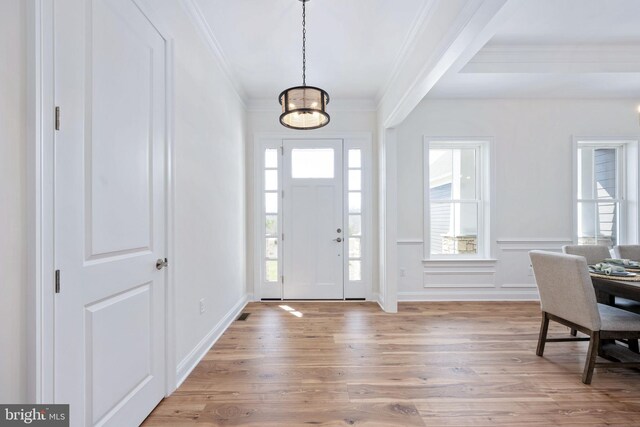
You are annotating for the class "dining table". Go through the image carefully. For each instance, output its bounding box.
[591,275,640,305]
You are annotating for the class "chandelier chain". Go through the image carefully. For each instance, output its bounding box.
[302,0,306,86]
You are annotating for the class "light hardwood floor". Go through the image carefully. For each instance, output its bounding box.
[143,301,640,426]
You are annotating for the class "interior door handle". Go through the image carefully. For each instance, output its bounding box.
[333,237,342,243]
[156,258,168,270]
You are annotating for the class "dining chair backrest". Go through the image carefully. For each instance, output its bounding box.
[562,245,611,265]
[529,250,601,331]
[613,245,640,261]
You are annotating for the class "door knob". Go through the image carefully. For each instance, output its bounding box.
[333,237,342,243]
[156,258,168,270]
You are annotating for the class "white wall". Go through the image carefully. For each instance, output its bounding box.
[0,0,27,403]
[396,98,640,300]
[148,1,247,377]
[246,108,378,297]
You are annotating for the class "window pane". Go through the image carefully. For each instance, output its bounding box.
[348,149,361,168]
[597,202,617,246]
[291,148,334,178]
[266,260,278,282]
[349,215,361,236]
[265,215,277,236]
[595,148,617,200]
[430,202,478,255]
[349,170,361,191]
[266,238,278,259]
[577,147,594,199]
[265,192,278,213]
[579,147,618,200]
[458,149,477,200]
[349,192,361,213]
[265,148,278,168]
[265,170,278,191]
[578,201,618,247]
[349,260,361,281]
[429,148,476,200]
[349,238,361,258]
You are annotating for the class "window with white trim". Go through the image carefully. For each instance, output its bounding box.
[576,142,625,247]
[425,140,490,258]
[347,149,362,281]
[264,148,279,282]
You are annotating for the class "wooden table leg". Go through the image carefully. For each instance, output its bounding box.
[595,289,615,305]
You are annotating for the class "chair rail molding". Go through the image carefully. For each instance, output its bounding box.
[397,238,424,245]
[497,238,573,252]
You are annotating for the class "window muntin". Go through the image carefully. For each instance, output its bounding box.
[576,144,624,247]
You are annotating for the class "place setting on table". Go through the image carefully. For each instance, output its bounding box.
[589,258,640,281]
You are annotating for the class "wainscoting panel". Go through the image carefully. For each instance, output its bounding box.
[396,238,571,301]
[496,238,571,289]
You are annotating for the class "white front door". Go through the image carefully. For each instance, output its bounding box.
[54,0,167,425]
[282,140,344,299]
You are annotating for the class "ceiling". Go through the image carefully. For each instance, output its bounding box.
[429,0,640,98]
[192,0,640,103]
[193,0,428,101]
[491,0,640,45]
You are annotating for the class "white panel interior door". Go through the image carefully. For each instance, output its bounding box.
[54,0,166,426]
[283,140,344,299]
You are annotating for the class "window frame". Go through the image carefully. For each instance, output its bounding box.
[423,138,492,260]
[573,138,634,247]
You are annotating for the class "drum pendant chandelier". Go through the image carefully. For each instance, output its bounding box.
[278,0,330,130]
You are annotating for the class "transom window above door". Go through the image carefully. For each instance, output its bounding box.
[291,148,335,178]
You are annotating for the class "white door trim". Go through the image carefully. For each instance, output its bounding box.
[27,0,178,403]
[252,132,373,302]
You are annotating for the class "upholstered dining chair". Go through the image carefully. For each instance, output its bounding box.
[529,250,640,384]
[613,245,640,261]
[611,245,640,315]
[562,245,612,336]
[562,244,611,264]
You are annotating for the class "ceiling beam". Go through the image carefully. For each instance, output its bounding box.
[377,0,523,128]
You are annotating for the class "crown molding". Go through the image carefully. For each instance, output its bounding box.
[375,0,438,104]
[463,43,640,73]
[471,44,640,62]
[180,0,247,107]
[246,98,377,113]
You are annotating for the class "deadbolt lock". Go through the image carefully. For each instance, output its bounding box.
[337,228,342,233]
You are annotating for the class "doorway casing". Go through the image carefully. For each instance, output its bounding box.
[252,132,374,301]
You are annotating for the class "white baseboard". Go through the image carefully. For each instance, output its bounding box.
[397,290,539,302]
[175,294,249,387]
[374,292,385,311]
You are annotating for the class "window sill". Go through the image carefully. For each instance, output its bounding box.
[422,258,498,265]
